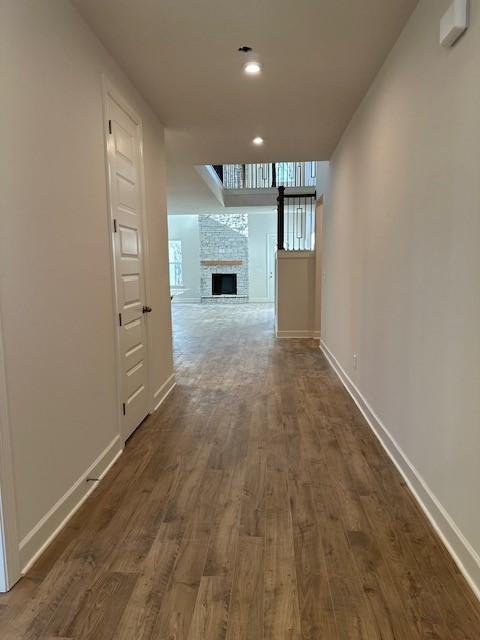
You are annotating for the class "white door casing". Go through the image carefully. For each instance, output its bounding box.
[0,307,20,591]
[104,81,151,442]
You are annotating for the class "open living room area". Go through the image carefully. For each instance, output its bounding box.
[168,162,322,342]
[168,210,277,308]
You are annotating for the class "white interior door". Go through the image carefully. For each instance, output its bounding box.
[266,233,277,302]
[105,87,150,442]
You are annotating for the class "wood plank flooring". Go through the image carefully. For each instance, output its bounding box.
[1,302,480,639]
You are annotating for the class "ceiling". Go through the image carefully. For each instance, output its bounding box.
[167,162,227,213]
[72,0,418,165]
[166,160,280,214]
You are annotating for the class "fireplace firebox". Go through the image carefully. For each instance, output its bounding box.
[212,273,237,295]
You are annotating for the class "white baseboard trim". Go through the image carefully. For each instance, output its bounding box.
[171,297,200,304]
[320,340,480,602]
[19,435,123,573]
[276,329,319,339]
[153,374,176,412]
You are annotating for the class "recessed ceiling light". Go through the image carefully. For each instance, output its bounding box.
[238,45,262,75]
[244,61,262,75]
[252,136,264,146]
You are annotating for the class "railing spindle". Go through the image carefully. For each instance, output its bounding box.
[277,186,285,251]
[220,161,317,190]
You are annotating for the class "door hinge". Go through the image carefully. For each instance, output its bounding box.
[113,219,117,233]
[108,119,112,134]
[118,312,122,326]
[122,402,126,416]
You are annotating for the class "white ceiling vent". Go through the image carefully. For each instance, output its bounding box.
[440,0,469,47]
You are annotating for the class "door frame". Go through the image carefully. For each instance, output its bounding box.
[266,232,277,302]
[0,306,21,591]
[101,76,153,442]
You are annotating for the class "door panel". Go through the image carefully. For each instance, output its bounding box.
[119,226,139,256]
[122,275,141,306]
[106,91,150,441]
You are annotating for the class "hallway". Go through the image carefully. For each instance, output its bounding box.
[1,303,480,638]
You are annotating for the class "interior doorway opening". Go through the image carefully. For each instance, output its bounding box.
[167,210,277,350]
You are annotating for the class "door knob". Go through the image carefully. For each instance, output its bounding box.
[142,305,152,313]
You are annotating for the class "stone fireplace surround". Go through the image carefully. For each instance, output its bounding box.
[199,214,249,303]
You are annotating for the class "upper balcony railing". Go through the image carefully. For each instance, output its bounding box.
[213,161,317,190]
[277,186,316,251]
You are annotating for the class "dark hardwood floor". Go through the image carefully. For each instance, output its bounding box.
[1,302,479,638]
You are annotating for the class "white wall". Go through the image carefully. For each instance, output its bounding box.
[322,0,480,595]
[276,252,316,338]
[168,215,201,302]
[248,212,277,302]
[316,161,330,198]
[0,0,173,581]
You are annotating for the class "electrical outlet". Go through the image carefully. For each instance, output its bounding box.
[353,353,358,369]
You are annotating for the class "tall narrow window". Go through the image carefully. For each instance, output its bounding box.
[168,240,183,287]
